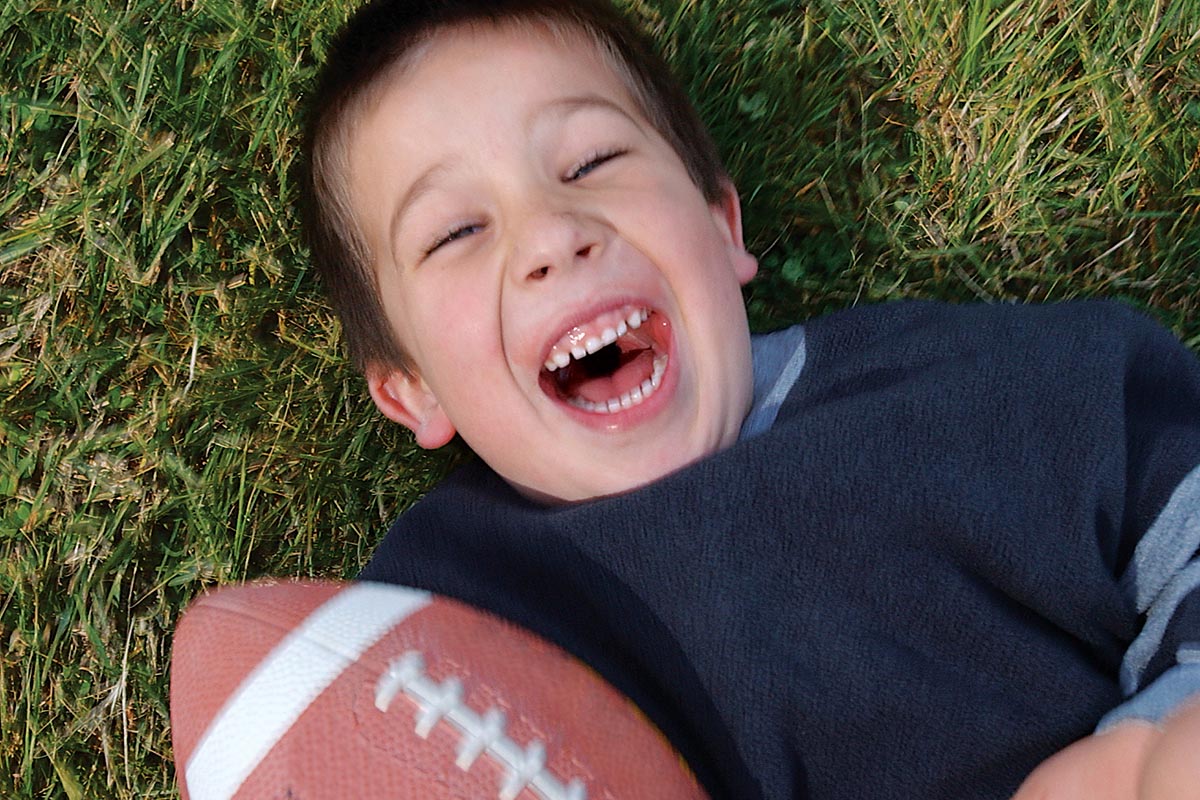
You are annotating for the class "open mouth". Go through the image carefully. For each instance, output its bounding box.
[537,305,670,414]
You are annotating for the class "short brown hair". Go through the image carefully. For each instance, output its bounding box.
[301,0,727,374]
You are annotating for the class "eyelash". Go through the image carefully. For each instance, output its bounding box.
[424,223,483,258]
[566,147,628,181]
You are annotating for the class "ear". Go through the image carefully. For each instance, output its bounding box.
[709,179,758,285]
[366,367,457,449]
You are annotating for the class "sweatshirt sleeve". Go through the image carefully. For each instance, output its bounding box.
[1093,304,1200,731]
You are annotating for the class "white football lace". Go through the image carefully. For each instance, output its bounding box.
[374,652,587,800]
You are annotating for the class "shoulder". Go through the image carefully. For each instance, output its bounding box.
[805,296,1155,339]
[800,298,1177,369]
[770,298,1195,428]
[358,458,522,584]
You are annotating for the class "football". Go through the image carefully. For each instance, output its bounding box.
[170,579,708,800]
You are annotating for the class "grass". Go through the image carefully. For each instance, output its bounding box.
[1,0,1198,795]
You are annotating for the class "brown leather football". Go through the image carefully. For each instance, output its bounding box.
[170,579,707,800]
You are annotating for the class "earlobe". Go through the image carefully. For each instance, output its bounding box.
[366,368,457,449]
[710,179,758,285]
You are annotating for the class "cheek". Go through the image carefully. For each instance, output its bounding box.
[404,276,505,370]
[624,176,721,258]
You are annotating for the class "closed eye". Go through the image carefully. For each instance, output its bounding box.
[424,223,484,258]
[565,148,627,181]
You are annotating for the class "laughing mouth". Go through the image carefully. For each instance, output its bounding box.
[538,305,669,414]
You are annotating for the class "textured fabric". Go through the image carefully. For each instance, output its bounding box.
[360,300,1200,800]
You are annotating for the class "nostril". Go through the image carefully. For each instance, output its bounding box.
[529,265,551,281]
[576,244,594,259]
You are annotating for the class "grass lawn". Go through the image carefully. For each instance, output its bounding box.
[2,0,1198,795]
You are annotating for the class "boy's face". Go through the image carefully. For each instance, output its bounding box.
[349,23,758,503]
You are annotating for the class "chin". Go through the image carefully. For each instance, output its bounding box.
[518,446,710,505]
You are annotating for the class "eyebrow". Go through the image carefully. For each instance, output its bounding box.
[389,161,455,261]
[531,93,646,132]
[387,94,645,255]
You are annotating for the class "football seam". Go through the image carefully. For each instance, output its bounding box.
[375,650,588,800]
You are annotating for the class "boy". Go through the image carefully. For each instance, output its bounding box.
[300,0,1200,797]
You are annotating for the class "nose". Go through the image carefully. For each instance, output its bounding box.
[508,207,603,285]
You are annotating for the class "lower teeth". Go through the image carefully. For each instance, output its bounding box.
[567,354,667,414]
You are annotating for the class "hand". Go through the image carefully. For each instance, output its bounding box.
[1010,720,1158,800]
[1011,701,1200,800]
[1140,698,1200,799]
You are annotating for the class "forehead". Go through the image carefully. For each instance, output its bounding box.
[342,21,654,248]
[356,20,640,142]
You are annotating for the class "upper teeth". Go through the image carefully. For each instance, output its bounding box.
[544,307,649,372]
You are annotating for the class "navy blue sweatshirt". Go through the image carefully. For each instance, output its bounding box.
[360,300,1200,800]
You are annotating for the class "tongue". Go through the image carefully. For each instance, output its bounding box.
[571,348,656,404]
